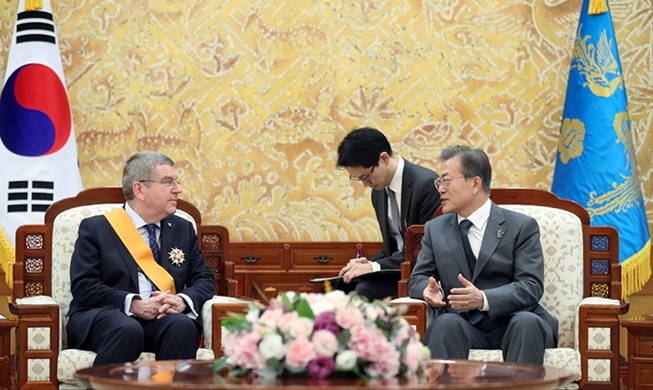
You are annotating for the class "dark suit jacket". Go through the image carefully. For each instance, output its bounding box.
[66,213,215,349]
[369,160,440,269]
[408,202,558,337]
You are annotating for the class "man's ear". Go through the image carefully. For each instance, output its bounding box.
[472,176,483,194]
[132,182,146,201]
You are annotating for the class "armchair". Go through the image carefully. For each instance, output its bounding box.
[393,188,628,389]
[10,187,239,390]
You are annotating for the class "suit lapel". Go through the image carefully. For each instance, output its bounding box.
[444,215,472,279]
[475,203,506,278]
[108,224,140,289]
[159,217,174,271]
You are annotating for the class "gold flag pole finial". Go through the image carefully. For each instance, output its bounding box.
[25,0,44,11]
[589,0,607,15]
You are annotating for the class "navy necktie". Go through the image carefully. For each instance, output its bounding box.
[459,219,484,325]
[459,219,476,273]
[145,223,160,263]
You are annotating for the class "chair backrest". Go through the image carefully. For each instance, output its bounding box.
[13,187,236,347]
[398,188,621,348]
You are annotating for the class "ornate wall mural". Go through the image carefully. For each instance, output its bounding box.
[1,0,651,242]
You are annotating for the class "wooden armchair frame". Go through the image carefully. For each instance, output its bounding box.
[10,187,237,390]
[396,188,629,390]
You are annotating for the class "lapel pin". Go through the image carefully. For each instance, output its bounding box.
[167,222,172,228]
[497,229,505,239]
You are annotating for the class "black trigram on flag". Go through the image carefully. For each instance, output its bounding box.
[6,181,54,213]
[16,10,56,45]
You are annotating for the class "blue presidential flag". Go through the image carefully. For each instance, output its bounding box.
[552,0,650,298]
[0,0,83,277]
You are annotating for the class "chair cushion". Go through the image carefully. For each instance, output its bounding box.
[57,348,214,385]
[500,205,583,349]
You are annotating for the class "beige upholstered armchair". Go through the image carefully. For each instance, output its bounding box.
[392,188,629,390]
[10,187,241,389]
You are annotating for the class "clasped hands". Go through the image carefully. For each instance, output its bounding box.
[423,274,484,310]
[130,290,187,320]
[338,256,373,283]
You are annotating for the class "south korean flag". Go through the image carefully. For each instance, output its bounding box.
[0,0,83,248]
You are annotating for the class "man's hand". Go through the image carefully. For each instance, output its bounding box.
[130,297,163,320]
[151,290,187,319]
[447,274,484,310]
[338,257,373,283]
[423,277,446,308]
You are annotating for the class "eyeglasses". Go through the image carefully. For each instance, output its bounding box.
[434,176,466,189]
[349,166,375,182]
[139,178,182,188]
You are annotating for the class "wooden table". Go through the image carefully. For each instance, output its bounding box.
[75,359,573,390]
[622,313,653,390]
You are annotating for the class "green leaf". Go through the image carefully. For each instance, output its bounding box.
[213,357,229,373]
[281,293,293,311]
[336,328,350,347]
[296,298,314,319]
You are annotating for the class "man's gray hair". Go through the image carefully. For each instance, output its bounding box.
[122,152,175,200]
[439,145,492,194]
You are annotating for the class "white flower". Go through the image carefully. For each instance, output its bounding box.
[259,333,285,360]
[245,307,260,323]
[335,350,358,370]
[310,300,334,316]
[168,247,185,267]
[288,317,314,339]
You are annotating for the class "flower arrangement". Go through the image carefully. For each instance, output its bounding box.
[215,290,430,380]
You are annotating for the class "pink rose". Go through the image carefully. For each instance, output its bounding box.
[259,308,283,329]
[335,307,364,329]
[289,317,315,339]
[312,329,339,357]
[278,311,298,334]
[403,341,422,374]
[285,337,317,368]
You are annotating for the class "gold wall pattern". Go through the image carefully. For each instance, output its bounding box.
[1,0,652,243]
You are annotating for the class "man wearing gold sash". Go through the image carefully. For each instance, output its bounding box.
[66,152,216,366]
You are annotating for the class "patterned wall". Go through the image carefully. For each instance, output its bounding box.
[1,0,651,243]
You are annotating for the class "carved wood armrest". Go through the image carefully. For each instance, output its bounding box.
[576,298,625,389]
[10,296,59,318]
[210,301,250,358]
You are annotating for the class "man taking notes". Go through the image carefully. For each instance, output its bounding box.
[335,127,441,300]
[67,151,215,366]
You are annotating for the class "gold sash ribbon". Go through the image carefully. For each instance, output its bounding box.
[104,208,176,294]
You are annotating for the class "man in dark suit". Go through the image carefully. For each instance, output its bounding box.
[67,151,215,366]
[336,127,441,300]
[408,145,558,365]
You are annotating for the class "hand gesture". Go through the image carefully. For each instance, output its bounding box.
[447,274,484,310]
[423,277,446,308]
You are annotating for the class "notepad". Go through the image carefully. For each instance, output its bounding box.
[310,269,401,284]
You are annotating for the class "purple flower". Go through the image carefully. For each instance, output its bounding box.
[308,356,336,379]
[313,311,340,333]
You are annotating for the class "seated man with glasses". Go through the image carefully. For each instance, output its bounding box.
[408,145,557,365]
[335,127,441,300]
[66,151,215,366]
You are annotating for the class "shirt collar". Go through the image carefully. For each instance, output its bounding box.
[457,197,491,228]
[124,202,160,229]
[387,157,404,195]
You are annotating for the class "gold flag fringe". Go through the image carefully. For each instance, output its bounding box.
[621,239,652,300]
[589,0,608,15]
[0,229,14,291]
[25,0,44,11]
